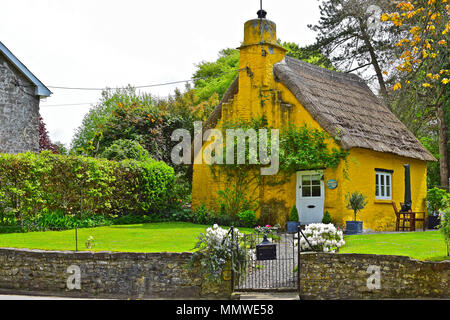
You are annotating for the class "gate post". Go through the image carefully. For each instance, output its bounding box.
[230,226,234,293]
[297,225,301,293]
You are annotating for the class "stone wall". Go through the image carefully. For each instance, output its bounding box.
[300,252,450,299]
[0,53,40,154]
[1,248,448,299]
[0,248,231,299]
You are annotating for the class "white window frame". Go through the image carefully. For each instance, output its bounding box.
[375,171,392,200]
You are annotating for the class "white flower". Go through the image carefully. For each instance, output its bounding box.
[300,223,345,252]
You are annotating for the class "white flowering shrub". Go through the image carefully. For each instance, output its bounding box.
[297,223,345,253]
[191,224,247,283]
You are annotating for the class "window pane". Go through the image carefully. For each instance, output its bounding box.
[302,175,311,186]
[302,186,311,197]
[311,175,321,186]
[380,174,385,187]
[375,174,379,196]
[386,175,391,197]
[312,186,321,197]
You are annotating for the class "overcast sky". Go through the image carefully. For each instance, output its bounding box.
[1,0,321,147]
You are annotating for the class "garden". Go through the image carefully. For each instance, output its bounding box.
[0,151,449,266]
[1,35,449,281]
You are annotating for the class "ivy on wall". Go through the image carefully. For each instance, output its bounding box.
[206,117,349,218]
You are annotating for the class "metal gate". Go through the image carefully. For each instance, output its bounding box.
[231,229,300,291]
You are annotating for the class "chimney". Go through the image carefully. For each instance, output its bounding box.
[235,11,286,120]
[242,11,278,47]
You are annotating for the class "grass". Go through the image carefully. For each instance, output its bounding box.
[0,222,252,253]
[340,231,449,261]
[0,222,448,261]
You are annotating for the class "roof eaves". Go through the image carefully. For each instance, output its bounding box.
[0,41,52,97]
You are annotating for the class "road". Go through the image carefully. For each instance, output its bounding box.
[0,294,97,300]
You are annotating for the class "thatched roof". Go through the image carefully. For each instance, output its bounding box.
[199,56,435,162]
[273,56,435,161]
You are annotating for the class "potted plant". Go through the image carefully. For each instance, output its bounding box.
[426,188,449,229]
[286,205,301,233]
[345,191,368,235]
[322,211,332,224]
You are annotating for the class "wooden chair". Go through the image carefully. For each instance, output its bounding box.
[392,202,413,231]
[392,202,427,232]
[400,202,426,232]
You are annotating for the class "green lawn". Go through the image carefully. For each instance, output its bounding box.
[0,222,251,253]
[0,223,448,261]
[340,231,449,261]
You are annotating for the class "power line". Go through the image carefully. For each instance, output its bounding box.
[47,79,194,91]
[40,102,95,107]
[43,67,246,92]
[30,66,253,108]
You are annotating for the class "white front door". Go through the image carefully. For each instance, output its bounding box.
[296,171,325,224]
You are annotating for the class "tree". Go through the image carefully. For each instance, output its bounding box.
[309,0,402,107]
[100,139,150,162]
[38,115,59,154]
[193,48,240,103]
[281,42,335,70]
[382,0,449,189]
[345,191,368,221]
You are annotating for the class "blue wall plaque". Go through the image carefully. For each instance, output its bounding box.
[326,179,338,189]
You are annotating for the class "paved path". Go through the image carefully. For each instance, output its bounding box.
[238,292,299,300]
[235,233,298,291]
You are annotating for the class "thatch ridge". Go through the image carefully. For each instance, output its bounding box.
[273,56,436,162]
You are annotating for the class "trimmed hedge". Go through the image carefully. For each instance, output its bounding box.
[0,152,175,224]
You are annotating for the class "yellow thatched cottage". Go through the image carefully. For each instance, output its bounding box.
[191,11,436,231]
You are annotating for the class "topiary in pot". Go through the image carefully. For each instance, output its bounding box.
[286,205,301,233]
[345,191,368,235]
[322,211,332,224]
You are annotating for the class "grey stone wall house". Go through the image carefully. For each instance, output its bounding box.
[0,41,51,154]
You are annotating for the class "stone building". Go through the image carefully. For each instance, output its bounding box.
[0,41,51,153]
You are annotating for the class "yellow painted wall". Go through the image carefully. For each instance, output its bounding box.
[192,17,429,231]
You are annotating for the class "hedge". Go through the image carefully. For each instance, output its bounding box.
[0,152,175,224]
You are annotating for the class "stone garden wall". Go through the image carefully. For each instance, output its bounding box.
[299,252,450,299]
[1,248,448,299]
[0,248,231,299]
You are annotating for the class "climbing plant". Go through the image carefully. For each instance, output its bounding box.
[208,118,349,221]
[279,124,349,175]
